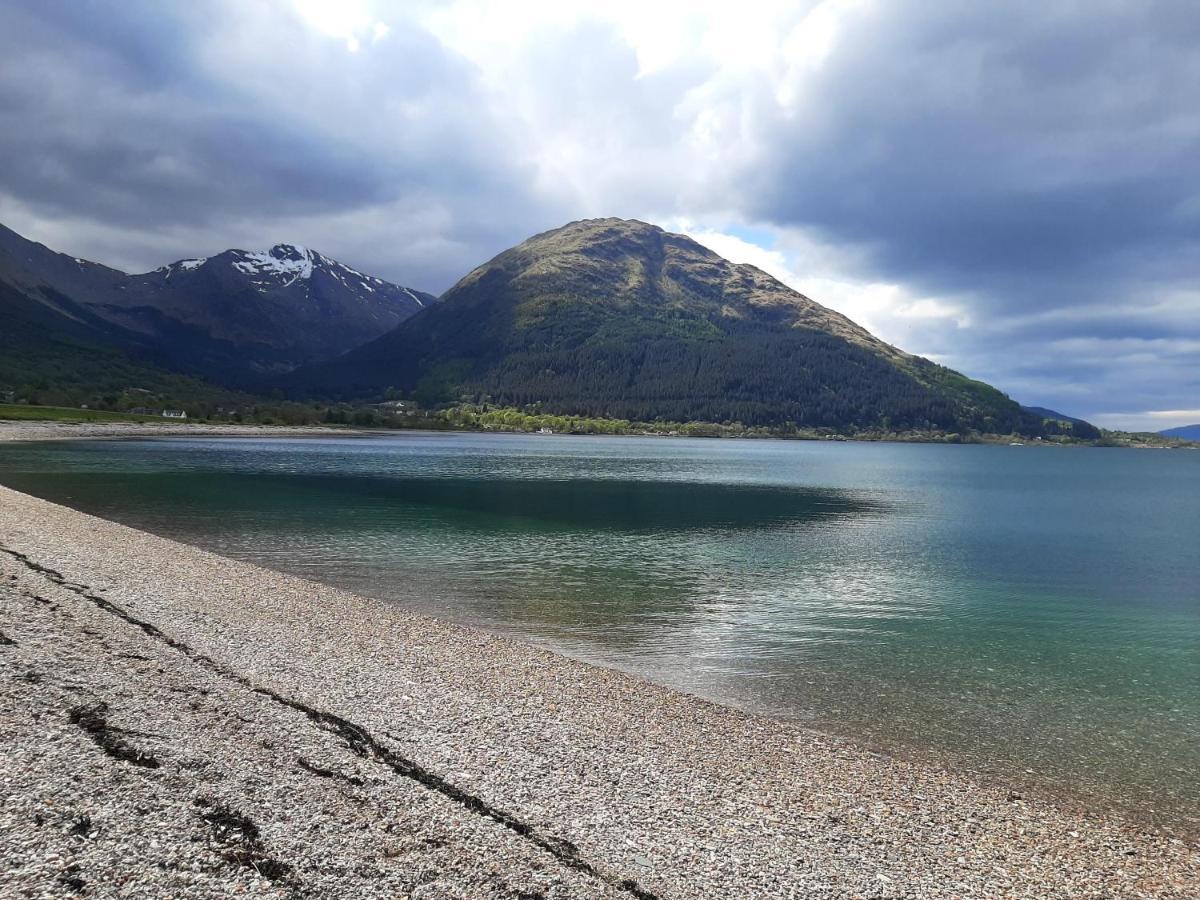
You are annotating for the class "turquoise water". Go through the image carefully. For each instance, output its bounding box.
[0,434,1196,831]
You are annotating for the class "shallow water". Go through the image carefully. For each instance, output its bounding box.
[1,433,1196,831]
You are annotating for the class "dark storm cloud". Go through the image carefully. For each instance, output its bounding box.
[0,0,560,288]
[0,2,380,222]
[750,1,1200,309]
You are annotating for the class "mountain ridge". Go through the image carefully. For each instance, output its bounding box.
[1020,405,1089,425]
[1159,424,1200,441]
[0,223,434,385]
[2,217,1102,438]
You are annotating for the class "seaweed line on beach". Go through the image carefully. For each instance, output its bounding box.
[295,756,366,786]
[67,701,161,769]
[0,543,660,900]
[192,796,300,891]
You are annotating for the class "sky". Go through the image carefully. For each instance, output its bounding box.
[0,1,1197,430]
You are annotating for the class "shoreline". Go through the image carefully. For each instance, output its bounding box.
[1,485,1196,897]
[498,624,1197,844]
[0,420,379,444]
[3,417,1194,451]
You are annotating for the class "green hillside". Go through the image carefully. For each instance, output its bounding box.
[0,279,251,415]
[295,218,1049,435]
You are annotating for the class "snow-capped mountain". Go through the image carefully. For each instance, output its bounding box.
[160,244,428,310]
[0,224,435,385]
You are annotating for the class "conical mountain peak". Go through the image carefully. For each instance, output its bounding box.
[294,216,1033,437]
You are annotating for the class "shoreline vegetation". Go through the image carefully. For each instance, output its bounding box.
[1,402,1195,449]
[1,484,1196,897]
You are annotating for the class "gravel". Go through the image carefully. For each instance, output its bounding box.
[1,483,1197,898]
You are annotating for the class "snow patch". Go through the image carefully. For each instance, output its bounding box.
[178,257,206,271]
[231,244,313,287]
[216,243,413,302]
[334,259,369,281]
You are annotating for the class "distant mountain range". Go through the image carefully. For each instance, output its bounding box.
[0,223,432,386]
[1159,424,1200,440]
[1,218,1101,438]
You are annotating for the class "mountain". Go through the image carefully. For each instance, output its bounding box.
[0,273,251,412]
[1020,405,1101,439]
[0,223,434,385]
[1021,405,1087,426]
[293,218,1052,435]
[1159,424,1200,441]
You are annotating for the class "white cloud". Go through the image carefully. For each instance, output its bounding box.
[290,0,391,52]
[675,221,970,358]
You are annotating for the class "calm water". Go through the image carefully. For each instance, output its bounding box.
[1,434,1197,830]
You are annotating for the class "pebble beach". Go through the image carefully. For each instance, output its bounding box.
[1,429,1198,897]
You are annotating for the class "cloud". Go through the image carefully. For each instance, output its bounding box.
[0,0,1195,427]
[0,0,565,289]
[1090,409,1200,433]
[747,3,1200,300]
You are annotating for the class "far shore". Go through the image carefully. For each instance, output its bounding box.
[1,484,1197,897]
[2,417,1195,451]
[0,419,378,443]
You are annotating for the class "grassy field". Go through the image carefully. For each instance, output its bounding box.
[0,404,171,424]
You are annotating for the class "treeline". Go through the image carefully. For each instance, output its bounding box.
[0,371,382,427]
[406,320,1037,434]
[0,393,1119,446]
[430,404,1018,442]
